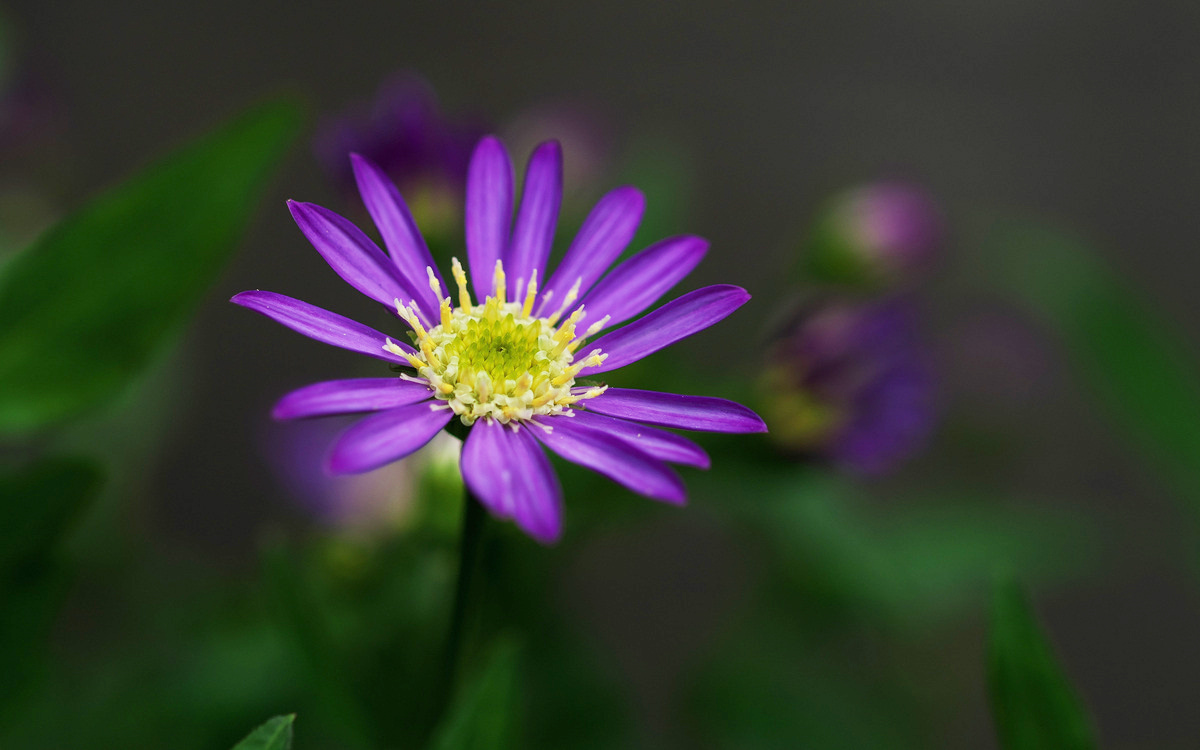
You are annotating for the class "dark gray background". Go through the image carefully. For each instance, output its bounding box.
[8,2,1200,747]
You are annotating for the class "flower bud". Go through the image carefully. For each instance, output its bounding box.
[803,182,943,288]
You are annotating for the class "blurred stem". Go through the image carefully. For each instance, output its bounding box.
[433,489,486,726]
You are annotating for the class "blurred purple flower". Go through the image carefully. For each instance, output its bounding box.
[764,297,936,476]
[313,74,488,229]
[0,47,68,254]
[234,135,765,543]
[804,181,943,288]
[504,100,615,204]
[264,416,464,534]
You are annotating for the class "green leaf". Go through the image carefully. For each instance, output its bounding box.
[0,458,103,724]
[261,538,374,749]
[990,220,1200,520]
[231,714,295,750]
[430,638,520,750]
[0,99,301,435]
[988,577,1095,750]
[0,457,102,570]
[715,468,1095,629]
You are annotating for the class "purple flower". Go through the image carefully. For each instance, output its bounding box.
[763,297,935,476]
[313,73,487,224]
[263,416,425,532]
[234,136,765,543]
[804,182,943,288]
[503,100,615,204]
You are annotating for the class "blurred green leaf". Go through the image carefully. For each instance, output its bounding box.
[991,220,1200,520]
[714,467,1095,629]
[690,623,924,750]
[0,457,103,724]
[988,576,1095,750]
[0,99,301,435]
[231,714,295,750]
[430,638,520,750]
[0,457,102,570]
[262,537,375,749]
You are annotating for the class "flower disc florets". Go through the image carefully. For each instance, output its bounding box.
[386,257,608,426]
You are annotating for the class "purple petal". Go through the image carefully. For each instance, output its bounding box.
[272,378,435,420]
[288,201,432,322]
[461,420,563,543]
[465,136,514,298]
[579,285,751,375]
[541,186,644,310]
[564,409,710,468]
[349,153,444,312]
[327,402,453,474]
[579,388,768,433]
[505,140,563,300]
[532,414,686,504]
[231,290,414,363]
[578,235,708,331]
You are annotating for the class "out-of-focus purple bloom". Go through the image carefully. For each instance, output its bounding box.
[0,36,66,161]
[763,297,936,476]
[0,43,67,254]
[504,101,614,205]
[264,417,461,535]
[234,135,765,544]
[313,74,488,231]
[804,182,943,288]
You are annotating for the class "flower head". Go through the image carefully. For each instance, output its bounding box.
[762,297,935,476]
[803,181,943,288]
[235,136,766,543]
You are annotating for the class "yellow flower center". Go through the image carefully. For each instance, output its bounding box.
[385,258,608,425]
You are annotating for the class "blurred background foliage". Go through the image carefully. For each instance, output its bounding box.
[2,2,1199,748]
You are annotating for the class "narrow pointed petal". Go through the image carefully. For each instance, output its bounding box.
[350,153,444,311]
[461,420,563,543]
[327,402,452,474]
[579,388,768,433]
[288,201,432,322]
[564,409,710,468]
[272,378,435,420]
[505,140,563,300]
[579,285,751,375]
[465,136,514,298]
[578,235,708,331]
[542,186,645,308]
[532,414,686,504]
[231,290,415,363]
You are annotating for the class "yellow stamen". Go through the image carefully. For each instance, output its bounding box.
[583,315,610,339]
[551,349,604,386]
[396,259,608,426]
[420,338,440,369]
[492,259,507,303]
[522,268,539,318]
[450,257,473,312]
[396,300,431,344]
[547,277,581,326]
[427,266,443,299]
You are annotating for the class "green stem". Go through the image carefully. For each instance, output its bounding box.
[432,488,486,726]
